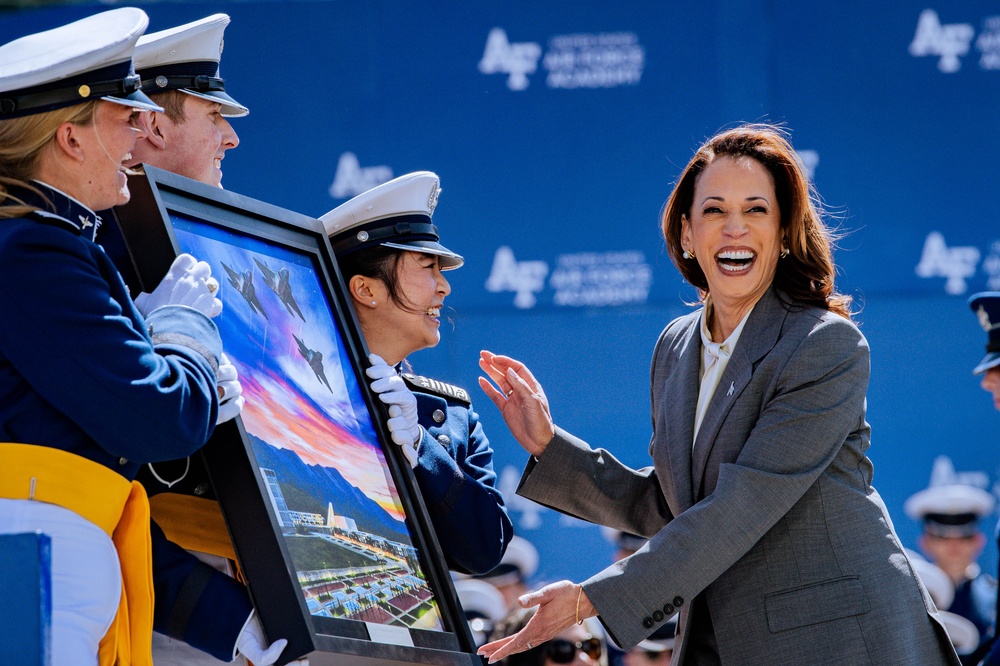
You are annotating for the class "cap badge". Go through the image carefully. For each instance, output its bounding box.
[77,85,91,99]
[977,305,997,332]
[155,75,168,88]
[357,230,369,242]
[428,186,440,214]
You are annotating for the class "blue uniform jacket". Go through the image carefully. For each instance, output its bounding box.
[404,373,513,575]
[0,183,251,661]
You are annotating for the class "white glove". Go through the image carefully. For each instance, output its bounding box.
[236,610,289,666]
[216,353,245,425]
[366,353,420,469]
[134,253,223,318]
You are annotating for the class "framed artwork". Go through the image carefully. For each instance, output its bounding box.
[113,166,478,666]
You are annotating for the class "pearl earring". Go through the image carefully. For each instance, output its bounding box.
[371,300,377,306]
[780,248,789,259]
[683,250,695,260]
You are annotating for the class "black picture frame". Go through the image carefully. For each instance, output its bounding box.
[112,166,479,666]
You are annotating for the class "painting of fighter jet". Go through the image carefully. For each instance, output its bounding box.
[222,261,268,320]
[255,258,306,322]
[294,334,333,392]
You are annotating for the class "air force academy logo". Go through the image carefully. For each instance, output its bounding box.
[915,231,980,294]
[909,9,975,73]
[478,28,543,91]
[328,152,393,199]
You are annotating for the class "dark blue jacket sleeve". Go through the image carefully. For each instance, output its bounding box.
[414,395,513,574]
[150,520,252,661]
[0,222,220,464]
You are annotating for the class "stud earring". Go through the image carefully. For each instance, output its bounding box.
[683,250,695,260]
[780,248,789,259]
[371,300,377,306]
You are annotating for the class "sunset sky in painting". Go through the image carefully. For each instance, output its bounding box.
[173,219,408,523]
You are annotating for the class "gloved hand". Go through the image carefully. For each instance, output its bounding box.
[366,353,421,469]
[216,353,245,424]
[236,610,288,666]
[134,253,223,319]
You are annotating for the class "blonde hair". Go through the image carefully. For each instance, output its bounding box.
[662,123,853,318]
[0,101,98,218]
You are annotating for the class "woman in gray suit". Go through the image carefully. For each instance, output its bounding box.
[476,124,960,665]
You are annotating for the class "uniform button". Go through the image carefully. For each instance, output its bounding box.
[642,617,654,629]
[673,596,684,608]
[663,604,674,615]
[118,457,128,465]
[432,409,446,424]
[437,434,451,446]
[652,610,664,622]
[194,483,210,496]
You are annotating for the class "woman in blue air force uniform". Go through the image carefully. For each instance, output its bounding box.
[0,9,273,665]
[320,171,513,575]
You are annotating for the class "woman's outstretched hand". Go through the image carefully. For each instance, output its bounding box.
[477,581,595,664]
[478,351,555,458]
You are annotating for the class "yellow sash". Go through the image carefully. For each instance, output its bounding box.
[148,493,238,562]
[0,443,153,666]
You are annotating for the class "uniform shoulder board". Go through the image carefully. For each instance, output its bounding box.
[402,373,471,404]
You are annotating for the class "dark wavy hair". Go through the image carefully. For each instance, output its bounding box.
[661,123,852,318]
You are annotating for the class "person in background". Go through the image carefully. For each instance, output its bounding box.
[965,292,1000,666]
[0,9,241,665]
[910,552,984,661]
[476,535,541,610]
[477,124,959,665]
[320,171,512,575]
[904,481,997,660]
[490,607,604,666]
[455,577,509,649]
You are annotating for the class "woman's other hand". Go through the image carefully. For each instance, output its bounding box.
[478,351,555,458]
[478,581,595,664]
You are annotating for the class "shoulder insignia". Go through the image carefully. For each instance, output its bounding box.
[402,373,471,404]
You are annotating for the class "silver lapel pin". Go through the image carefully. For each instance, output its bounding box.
[727,382,735,396]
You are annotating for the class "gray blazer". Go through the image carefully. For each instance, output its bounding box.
[518,288,959,665]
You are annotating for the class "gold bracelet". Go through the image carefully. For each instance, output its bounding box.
[575,584,584,625]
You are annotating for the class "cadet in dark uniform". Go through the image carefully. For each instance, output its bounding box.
[320,171,513,575]
[905,483,997,661]
[968,292,1000,666]
[0,9,236,665]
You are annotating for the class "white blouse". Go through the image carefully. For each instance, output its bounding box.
[693,298,755,447]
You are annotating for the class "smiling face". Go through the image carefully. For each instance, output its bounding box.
[681,155,782,323]
[78,101,143,210]
[356,251,451,364]
[134,94,239,187]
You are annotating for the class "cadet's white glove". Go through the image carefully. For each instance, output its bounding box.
[366,353,420,469]
[235,611,289,666]
[216,354,245,425]
[134,253,223,318]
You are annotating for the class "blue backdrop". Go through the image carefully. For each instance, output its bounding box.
[4,0,1000,587]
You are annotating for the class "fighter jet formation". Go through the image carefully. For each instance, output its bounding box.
[219,257,335,394]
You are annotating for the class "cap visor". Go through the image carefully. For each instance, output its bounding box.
[104,89,163,113]
[973,351,1000,375]
[381,240,464,269]
[182,89,249,117]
